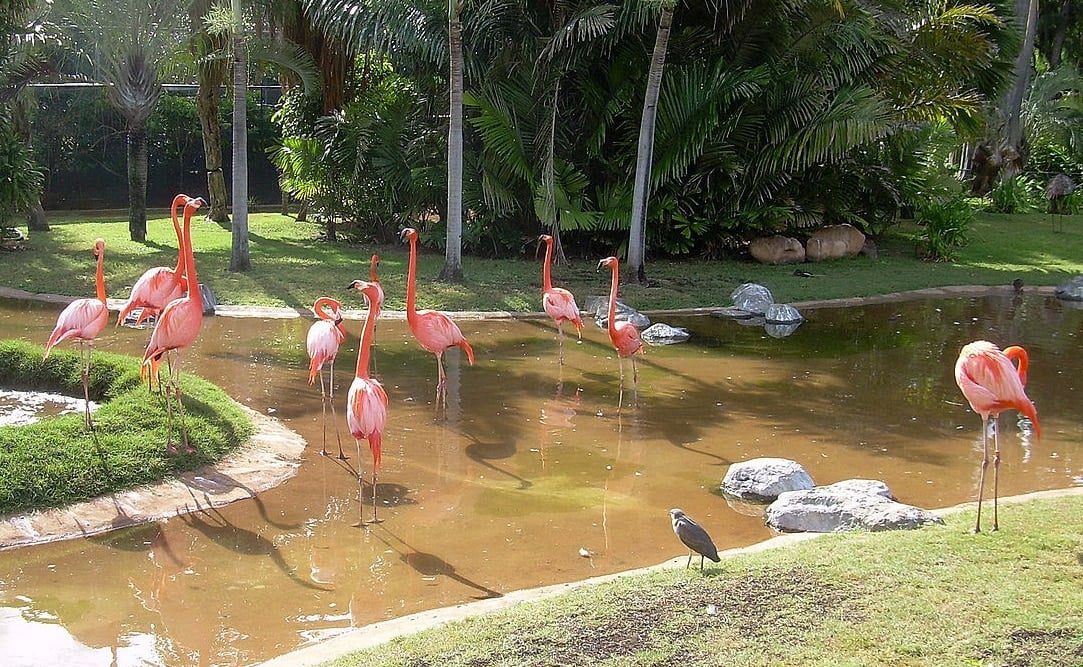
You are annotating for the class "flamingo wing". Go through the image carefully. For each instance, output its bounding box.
[347,377,388,444]
[543,288,583,331]
[118,267,185,324]
[414,311,466,353]
[144,299,202,362]
[612,320,643,358]
[955,343,1040,434]
[45,298,109,356]
[306,320,343,383]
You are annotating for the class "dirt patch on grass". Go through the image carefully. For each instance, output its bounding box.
[986,629,1083,667]
[479,567,863,666]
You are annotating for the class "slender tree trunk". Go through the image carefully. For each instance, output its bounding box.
[439,0,465,283]
[230,0,251,272]
[1048,0,1071,69]
[14,95,47,231]
[627,4,673,285]
[197,68,229,223]
[998,0,1038,181]
[127,123,148,242]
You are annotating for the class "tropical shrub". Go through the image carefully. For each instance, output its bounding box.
[917,195,975,262]
[0,117,43,226]
[987,175,1041,214]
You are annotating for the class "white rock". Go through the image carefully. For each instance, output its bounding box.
[721,458,815,502]
[730,283,774,315]
[764,303,803,324]
[640,323,690,345]
[765,480,942,533]
[1055,276,1083,302]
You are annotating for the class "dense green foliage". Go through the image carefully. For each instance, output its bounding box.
[0,116,41,224]
[916,195,975,261]
[0,340,253,514]
[3,210,1080,312]
[321,496,1083,666]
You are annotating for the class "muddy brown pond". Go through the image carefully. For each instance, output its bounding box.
[0,294,1080,666]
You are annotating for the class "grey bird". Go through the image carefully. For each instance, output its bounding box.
[669,508,720,570]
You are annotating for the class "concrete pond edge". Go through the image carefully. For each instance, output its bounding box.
[0,284,1060,322]
[0,405,306,551]
[257,486,1083,667]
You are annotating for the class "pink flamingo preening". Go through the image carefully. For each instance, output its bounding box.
[400,228,475,407]
[307,297,348,459]
[116,194,190,328]
[954,340,1041,532]
[142,196,206,453]
[538,234,582,364]
[44,238,109,428]
[346,279,388,523]
[598,256,643,408]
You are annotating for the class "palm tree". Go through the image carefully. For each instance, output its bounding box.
[230,0,250,271]
[439,0,465,282]
[54,0,182,242]
[189,0,230,224]
[627,0,674,284]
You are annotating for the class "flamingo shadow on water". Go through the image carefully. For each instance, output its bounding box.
[373,526,502,600]
[179,505,331,591]
[180,468,302,531]
[350,480,416,529]
[464,433,533,490]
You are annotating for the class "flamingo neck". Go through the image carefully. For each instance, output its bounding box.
[356,296,380,379]
[312,297,337,321]
[94,249,106,304]
[182,205,199,295]
[542,240,553,292]
[171,195,187,275]
[607,263,619,336]
[369,258,379,283]
[405,237,418,324]
[1003,346,1029,386]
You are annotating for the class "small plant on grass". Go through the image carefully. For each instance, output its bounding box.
[987,175,1040,214]
[917,195,975,261]
[0,340,253,514]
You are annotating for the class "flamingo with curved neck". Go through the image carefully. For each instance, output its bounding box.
[399,228,474,408]
[307,296,348,458]
[955,340,1040,532]
[598,256,643,406]
[368,254,384,306]
[346,279,388,523]
[117,194,190,327]
[142,196,206,452]
[44,238,109,428]
[538,235,582,364]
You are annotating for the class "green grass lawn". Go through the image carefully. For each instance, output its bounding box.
[0,340,253,513]
[321,495,1083,666]
[4,210,1082,312]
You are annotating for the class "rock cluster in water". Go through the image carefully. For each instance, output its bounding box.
[584,296,692,345]
[1055,275,1083,302]
[721,458,943,533]
[714,283,803,337]
[640,323,690,345]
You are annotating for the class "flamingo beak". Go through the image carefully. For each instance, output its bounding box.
[398,229,408,242]
[596,259,605,270]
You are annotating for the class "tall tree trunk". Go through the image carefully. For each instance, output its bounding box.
[230,0,251,272]
[439,0,464,283]
[627,4,673,285]
[13,95,47,231]
[997,0,1039,181]
[28,203,47,231]
[190,0,229,223]
[1048,0,1072,69]
[127,122,148,242]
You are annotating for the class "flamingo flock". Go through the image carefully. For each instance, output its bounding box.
[42,193,1044,533]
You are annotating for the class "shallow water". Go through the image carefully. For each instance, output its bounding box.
[0,293,1080,666]
[0,389,98,426]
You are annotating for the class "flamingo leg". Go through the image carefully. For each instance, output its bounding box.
[435,352,447,415]
[81,343,94,429]
[372,469,379,524]
[557,322,565,366]
[355,437,364,525]
[170,355,193,454]
[992,415,1001,531]
[700,554,705,571]
[975,415,989,533]
[163,358,176,454]
[329,359,347,460]
[318,369,329,457]
[617,356,625,412]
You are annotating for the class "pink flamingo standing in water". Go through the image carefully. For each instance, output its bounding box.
[400,228,474,406]
[44,238,109,428]
[598,256,643,408]
[538,234,582,364]
[955,340,1040,532]
[116,194,190,328]
[142,196,205,453]
[307,297,348,459]
[346,280,388,523]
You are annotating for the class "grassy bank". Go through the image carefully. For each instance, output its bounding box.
[322,496,1083,666]
[0,340,253,514]
[3,211,1082,312]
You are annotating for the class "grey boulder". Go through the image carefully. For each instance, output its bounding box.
[731,283,774,315]
[721,458,815,502]
[712,306,755,320]
[1055,276,1083,302]
[764,303,803,324]
[592,298,651,329]
[640,323,690,345]
[765,480,943,533]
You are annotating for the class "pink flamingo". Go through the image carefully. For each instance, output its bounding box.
[346,280,388,523]
[598,256,643,407]
[307,296,348,459]
[538,234,582,364]
[116,194,190,327]
[955,340,1041,532]
[400,228,475,405]
[369,253,384,307]
[142,196,206,453]
[44,238,109,428]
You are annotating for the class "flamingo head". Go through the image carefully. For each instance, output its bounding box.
[347,279,381,306]
[399,228,418,243]
[317,297,344,323]
[598,256,618,271]
[369,254,380,279]
[184,197,206,217]
[92,238,105,258]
